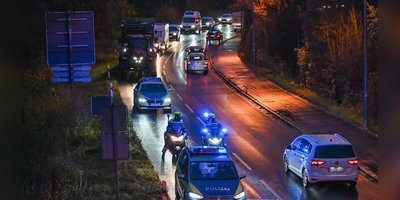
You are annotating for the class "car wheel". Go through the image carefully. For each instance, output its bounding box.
[175,186,181,200]
[163,108,172,113]
[302,169,309,187]
[348,181,357,188]
[283,156,289,173]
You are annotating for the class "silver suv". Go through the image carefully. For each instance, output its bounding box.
[283,133,359,187]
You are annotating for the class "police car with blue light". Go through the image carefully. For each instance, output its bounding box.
[133,77,172,112]
[175,146,247,200]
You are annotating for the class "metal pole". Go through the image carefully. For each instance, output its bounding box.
[252,0,256,70]
[363,0,368,129]
[110,82,120,199]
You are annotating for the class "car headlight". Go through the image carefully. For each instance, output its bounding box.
[202,128,208,133]
[123,48,127,52]
[209,137,222,144]
[138,97,146,103]
[139,56,143,60]
[206,22,210,25]
[188,192,203,199]
[222,128,227,132]
[163,97,171,103]
[218,18,221,21]
[133,56,138,60]
[173,33,176,35]
[191,25,195,28]
[170,135,184,142]
[234,191,246,199]
[228,18,231,21]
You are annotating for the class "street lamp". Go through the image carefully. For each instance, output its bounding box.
[363,0,368,129]
[252,0,256,70]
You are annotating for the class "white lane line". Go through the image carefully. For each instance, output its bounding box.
[170,85,175,91]
[164,51,174,66]
[232,153,252,171]
[196,117,206,126]
[260,180,283,200]
[185,104,194,113]
[166,77,170,83]
[163,70,166,76]
[176,93,183,101]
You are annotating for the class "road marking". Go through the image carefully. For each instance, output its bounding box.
[185,104,194,113]
[166,77,170,83]
[164,51,174,66]
[163,70,166,76]
[176,93,183,101]
[197,117,206,126]
[170,85,175,91]
[163,64,166,69]
[232,153,252,171]
[260,180,283,200]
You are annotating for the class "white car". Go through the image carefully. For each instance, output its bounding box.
[218,14,232,24]
[283,133,359,187]
[184,53,209,75]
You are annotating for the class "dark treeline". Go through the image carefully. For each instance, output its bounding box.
[22,0,235,199]
[235,0,378,129]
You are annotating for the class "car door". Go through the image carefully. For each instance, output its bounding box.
[133,83,140,104]
[292,139,310,175]
[176,152,188,197]
[288,138,302,175]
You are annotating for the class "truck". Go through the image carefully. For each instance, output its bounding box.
[154,23,169,51]
[181,10,201,34]
[231,11,244,32]
[118,18,157,80]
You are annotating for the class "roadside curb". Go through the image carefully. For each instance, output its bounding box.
[208,35,378,182]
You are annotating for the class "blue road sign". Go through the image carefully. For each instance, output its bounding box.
[46,11,96,65]
[91,95,112,116]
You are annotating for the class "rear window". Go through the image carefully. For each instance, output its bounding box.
[169,27,178,31]
[208,30,219,34]
[314,145,356,158]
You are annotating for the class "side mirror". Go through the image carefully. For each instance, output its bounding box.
[178,174,186,179]
[239,173,246,179]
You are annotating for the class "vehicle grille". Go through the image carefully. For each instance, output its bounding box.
[147,99,164,104]
[204,197,234,200]
[183,26,192,29]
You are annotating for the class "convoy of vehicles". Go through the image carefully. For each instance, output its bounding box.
[118,18,157,80]
[133,77,172,112]
[175,146,247,200]
[154,23,169,50]
[283,133,359,187]
[231,11,244,32]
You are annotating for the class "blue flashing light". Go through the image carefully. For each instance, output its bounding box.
[222,128,227,132]
[204,112,209,117]
[202,128,208,132]
[141,77,162,82]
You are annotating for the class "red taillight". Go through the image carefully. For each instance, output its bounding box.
[206,35,209,38]
[204,61,208,65]
[311,160,326,166]
[348,160,359,165]
[187,61,191,65]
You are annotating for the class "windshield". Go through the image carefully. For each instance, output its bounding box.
[129,39,147,48]
[169,27,178,31]
[182,17,195,23]
[208,30,219,34]
[222,14,231,17]
[314,145,356,158]
[139,83,167,92]
[191,161,238,180]
[202,19,210,23]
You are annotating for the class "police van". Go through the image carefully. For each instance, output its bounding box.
[181,10,201,34]
[175,146,247,200]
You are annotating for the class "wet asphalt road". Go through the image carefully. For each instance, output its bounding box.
[117,24,378,199]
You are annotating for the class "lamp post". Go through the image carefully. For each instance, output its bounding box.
[363,0,368,130]
[252,0,256,70]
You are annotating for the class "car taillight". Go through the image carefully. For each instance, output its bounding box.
[347,160,359,165]
[311,160,326,166]
[206,35,209,38]
[204,61,208,65]
[187,61,191,64]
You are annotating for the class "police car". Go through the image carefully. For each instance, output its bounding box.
[175,146,247,200]
[133,77,172,112]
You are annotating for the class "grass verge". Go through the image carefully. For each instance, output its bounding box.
[75,55,166,199]
[255,67,378,135]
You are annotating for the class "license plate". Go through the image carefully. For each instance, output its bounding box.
[185,29,189,31]
[210,35,215,37]
[150,103,161,106]
[329,167,344,173]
